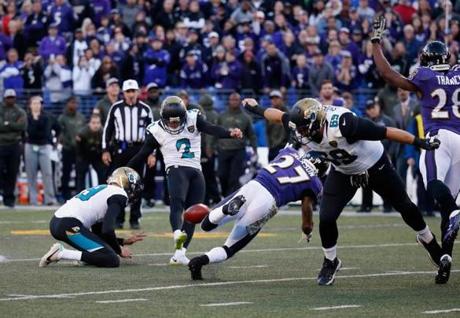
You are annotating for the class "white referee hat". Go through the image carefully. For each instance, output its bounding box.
[122,79,139,91]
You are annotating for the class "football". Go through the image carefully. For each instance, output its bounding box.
[184,204,210,224]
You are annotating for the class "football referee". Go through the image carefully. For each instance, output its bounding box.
[102,79,155,229]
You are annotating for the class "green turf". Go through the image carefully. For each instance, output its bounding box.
[0,208,458,318]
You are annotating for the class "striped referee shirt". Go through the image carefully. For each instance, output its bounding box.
[102,99,154,151]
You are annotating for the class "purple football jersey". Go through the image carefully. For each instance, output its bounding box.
[409,66,460,135]
[255,147,322,207]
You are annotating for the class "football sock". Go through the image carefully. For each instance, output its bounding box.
[323,245,337,261]
[173,229,183,241]
[205,247,228,264]
[208,208,225,224]
[417,226,434,244]
[59,249,82,261]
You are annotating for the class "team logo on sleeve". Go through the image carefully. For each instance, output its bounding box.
[187,125,195,133]
[408,68,419,80]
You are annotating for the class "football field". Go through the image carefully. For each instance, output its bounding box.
[0,207,459,318]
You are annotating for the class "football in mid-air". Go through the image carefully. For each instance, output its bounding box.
[184,204,210,224]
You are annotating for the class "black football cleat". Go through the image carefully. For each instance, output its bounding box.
[188,255,209,280]
[317,257,342,286]
[416,233,442,268]
[435,254,452,284]
[222,195,246,216]
[444,210,460,245]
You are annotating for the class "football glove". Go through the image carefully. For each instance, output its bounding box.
[413,136,441,151]
[350,171,369,188]
[371,15,386,43]
[242,98,265,117]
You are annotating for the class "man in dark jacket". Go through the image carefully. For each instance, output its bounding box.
[266,90,288,161]
[0,89,26,208]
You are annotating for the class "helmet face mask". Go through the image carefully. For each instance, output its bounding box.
[289,98,326,144]
[301,151,329,178]
[160,96,187,135]
[107,167,143,203]
[420,41,451,71]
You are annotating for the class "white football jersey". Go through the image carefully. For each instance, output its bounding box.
[306,106,384,175]
[147,109,202,170]
[55,184,128,228]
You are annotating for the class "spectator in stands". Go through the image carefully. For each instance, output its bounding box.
[325,40,343,71]
[21,52,43,97]
[356,0,375,23]
[92,55,119,93]
[180,51,208,89]
[24,0,49,47]
[38,23,66,61]
[338,27,360,65]
[73,56,97,97]
[93,77,120,124]
[49,0,76,35]
[261,42,290,93]
[215,92,257,196]
[0,89,26,208]
[0,48,24,93]
[230,0,254,25]
[58,97,86,201]
[319,80,344,106]
[335,51,358,92]
[358,40,382,89]
[120,0,141,31]
[143,37,170,87]
[92,0,112,27]
[290,55,307,90]
[240,50,261,95]
[2,2,17,36]
[266,90,288,161]
[308,50,334,97]
[71,28,88,66]
[203,31,220,66]
[144,82,161,118]
[184,0,205,31]
[24,96,59,206]
[44,54,72,108]
[342,91,362,116]
[154,0,176,31]
[75,114,107,192]
[402,24,423,64]
[8,19,26,60]
[211,49,242,90]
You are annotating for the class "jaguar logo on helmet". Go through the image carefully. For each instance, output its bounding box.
[288,98,327,144]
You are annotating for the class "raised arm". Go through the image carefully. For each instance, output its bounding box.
[242,98,285,123]
[371,15,418,92]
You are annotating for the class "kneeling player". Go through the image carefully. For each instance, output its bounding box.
[39,167,145,268]
[188,147,327,280]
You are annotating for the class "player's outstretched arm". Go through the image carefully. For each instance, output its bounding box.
[242,98,285,123]
[100,195,128,255]
[196,114,243,139]
[301,195,314,242]
[371,16,418,92]
[386,127,440,150]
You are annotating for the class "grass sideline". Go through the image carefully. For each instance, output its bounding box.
[0,208,458,318]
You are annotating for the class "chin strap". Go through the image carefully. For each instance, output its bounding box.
[430,64,451,71]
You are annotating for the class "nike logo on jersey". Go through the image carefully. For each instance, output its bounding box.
[378,164,385,170]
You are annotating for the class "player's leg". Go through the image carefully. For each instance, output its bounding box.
[369,154,442,269]
[40,216,119,268]
[167,167,191,264]
[182,170,206,249]
[24,143,39,205]
[189,181,275,280]
[317,167,358,286]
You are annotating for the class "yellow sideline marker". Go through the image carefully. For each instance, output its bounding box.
[10,230,276,239]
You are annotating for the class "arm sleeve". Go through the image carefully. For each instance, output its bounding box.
[281,113,292,134]
[338,113,387,140]
[101,195,128,255]
[196,114,231,138]
[127,132,160,173]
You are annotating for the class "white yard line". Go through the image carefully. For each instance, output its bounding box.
[200,302,253,307]
[312,305,362,311]
[95,298,148,304]
[228,265,268,269]
[1,270,458,302]
[0,220,48,224]
[422,308,460,314]
[2,242,418,263]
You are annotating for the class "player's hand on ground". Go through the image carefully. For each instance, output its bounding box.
[120,246,133,258]
[102,151,112,166]
[371,15,386,43]
[147,154,156,168]
[229,128,243,139]
[413,136,441,150]
[124,233,147,245]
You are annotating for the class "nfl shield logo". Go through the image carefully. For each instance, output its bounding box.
[187,126,195,133]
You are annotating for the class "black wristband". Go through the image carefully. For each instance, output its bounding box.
[247,104,265,117]
[371,38,381,44]
[412,137,423,147]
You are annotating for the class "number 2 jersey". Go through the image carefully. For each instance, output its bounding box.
[147,109,202,170]
[409,65,460,135]
[255,147,322,207]
[54,184,128,228]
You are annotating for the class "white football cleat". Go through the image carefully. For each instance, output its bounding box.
[169,248,190,266]
[39,243,63,267]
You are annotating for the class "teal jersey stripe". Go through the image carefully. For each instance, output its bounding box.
[67,233,103,252]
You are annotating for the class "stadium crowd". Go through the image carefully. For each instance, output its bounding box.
[0,0,457,214]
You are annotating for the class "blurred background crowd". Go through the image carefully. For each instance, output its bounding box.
[0,0,458,214]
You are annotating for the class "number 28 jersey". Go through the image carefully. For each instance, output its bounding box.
[409,65,460,135]
[305,106,383,175]
[147,109,202,170]
[255,147,322,207]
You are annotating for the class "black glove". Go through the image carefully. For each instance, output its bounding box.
[371,15,386,43]
[413,136,441,151]
[350,171,369,188]
[242,101,265,117]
